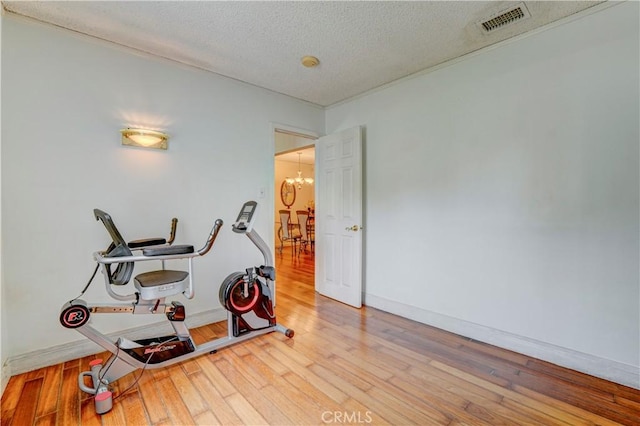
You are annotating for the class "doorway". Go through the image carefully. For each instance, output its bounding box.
[274,129,317,289]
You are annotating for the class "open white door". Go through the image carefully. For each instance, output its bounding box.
[315,126,363,308]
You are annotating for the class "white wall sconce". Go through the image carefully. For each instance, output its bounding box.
[121,128,169,150]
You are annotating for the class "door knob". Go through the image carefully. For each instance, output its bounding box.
[345,225,363,231]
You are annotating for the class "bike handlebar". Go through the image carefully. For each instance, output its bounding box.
[198,219,224,256]
[167,218,178,245]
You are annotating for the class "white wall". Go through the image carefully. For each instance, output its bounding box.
[1,14,324,363]
[327,2,639,383]
[274,131,315,154]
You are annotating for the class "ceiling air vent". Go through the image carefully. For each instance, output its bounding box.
[479,3,531,33]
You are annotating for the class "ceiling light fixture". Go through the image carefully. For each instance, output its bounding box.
[121,128,169,150]
[286,152,314,189]
[301,56,320,68]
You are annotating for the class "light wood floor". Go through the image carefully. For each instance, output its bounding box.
[2,247,639,425]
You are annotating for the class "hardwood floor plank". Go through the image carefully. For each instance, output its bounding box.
[267,335,315,367]
[188,371,243,426]
[242,341,290,376]
[1,375,26,415]
[178,358,201,376]
[461,388,572,426]
[367,386,451,425]
[136,370,170,424]
[80,397,103,426]
[189,325,212,345]
[268,370,337,424]
[432,360,620,426]
[367,332,439,366]
[55,365,80,425]
[526,358,640,403]
[62,359,79,370]
[464,401,530,426]
[0,409,14,426]
[341,398,394,426]
[513,384,633,426]
[389,371,471,409]
[240,351,286,386]
[193,409,220,426]
[100,400,127,426]
[616,395,640,412]
[10,378,42,426]
[195,356,238,398]
[404,364,503,405]
[299,326,399,381]
[282,370,346,413]
[22,368,45,382]
[512,370,638,425]
[293,339,375,393]
[220,346,270,390]
[307,363,417,425]
[33,412,56,426]
[224,393,268,425]
[263,341,350,405]
[118,371,144,401]
[214,357,259,402]
[322,311,518,392]
[259,384,311,425]
[500,398,575,426]
[315,325,371,353]
[460,339,531,367]
[324,348,482,425]
[34,364,62,418]
[385,375,494,426]
[384,330,516,387]
[167,364,208,417]
[334,359,456,424]
[239,391,294,426]
[229,341,252,357]
[155,376,195,425]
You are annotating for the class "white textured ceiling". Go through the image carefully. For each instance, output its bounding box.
[3,1,604,107]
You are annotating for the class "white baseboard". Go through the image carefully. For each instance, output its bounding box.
[365,293,640,390]
[7,308,227,377]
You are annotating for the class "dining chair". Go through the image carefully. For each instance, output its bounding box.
[296,210,314,255]
[278,210,301,257]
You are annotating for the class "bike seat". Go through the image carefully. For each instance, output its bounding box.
[128,238,167,249]
[142,244,194,257]
[134,270,189,300]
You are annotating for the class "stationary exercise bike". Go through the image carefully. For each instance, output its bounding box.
[59,201,293,414]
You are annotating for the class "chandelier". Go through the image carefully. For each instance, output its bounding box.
[286,152,314,189]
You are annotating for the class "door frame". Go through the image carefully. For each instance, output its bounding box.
[271,122,319,261]
[271,123,365,306]
[272,122,320,142]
